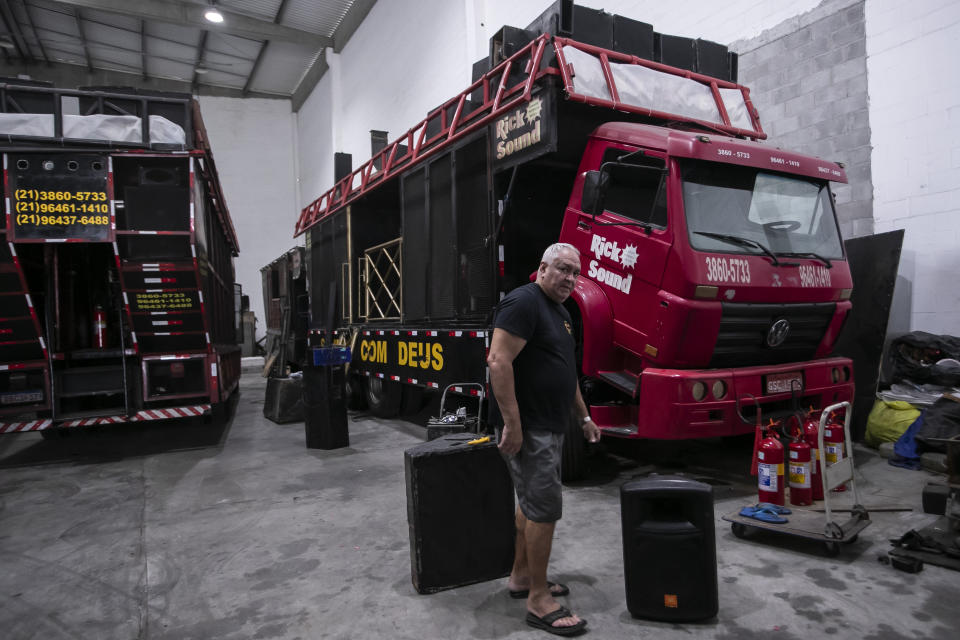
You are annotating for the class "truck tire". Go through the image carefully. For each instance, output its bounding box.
[365,377,401,418]
[561,413,587,482]
[345,374,367,410]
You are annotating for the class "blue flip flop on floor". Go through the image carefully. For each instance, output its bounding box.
[739,504,789,523]
[757,502,791,515]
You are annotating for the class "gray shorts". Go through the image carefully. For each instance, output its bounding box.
[499,428,564,523]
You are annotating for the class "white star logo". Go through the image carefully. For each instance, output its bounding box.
[621,244,638,269]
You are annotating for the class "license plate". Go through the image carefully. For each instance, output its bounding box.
[766,372,803,394]
[0,390,43,405]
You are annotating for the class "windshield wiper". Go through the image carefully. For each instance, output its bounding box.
[777,251,833,268]
[693,231,780,267]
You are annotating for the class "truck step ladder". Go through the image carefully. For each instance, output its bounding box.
[0,232,51,416]
[0,236,47,365]
[597,370,639,396]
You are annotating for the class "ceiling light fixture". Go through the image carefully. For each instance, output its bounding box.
[204,7,224,24]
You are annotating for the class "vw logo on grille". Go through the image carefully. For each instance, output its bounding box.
[766,318,791,347]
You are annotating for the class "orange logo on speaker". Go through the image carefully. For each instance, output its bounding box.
[664,594,678,608]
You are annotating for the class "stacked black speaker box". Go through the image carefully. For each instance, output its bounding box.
[621,475,718,621]
[301,364,348,449]
[263,376,304,424]
[405,433,515,593]
[487,0,738,83]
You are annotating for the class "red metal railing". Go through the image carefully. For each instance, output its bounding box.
[295,34,765,236]
[551,36,764,141]
[295,35,552,236]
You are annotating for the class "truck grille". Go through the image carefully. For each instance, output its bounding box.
[709,302,836,368]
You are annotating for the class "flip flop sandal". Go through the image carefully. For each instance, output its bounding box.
[509,581,570,599]
[757,502,792,515]
[526,606,587,637]
[739,505,788,523]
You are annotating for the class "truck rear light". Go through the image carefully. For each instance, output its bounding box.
[694,285,718,299]
[711,380,727,400]
[692,381,707,402]
[838,288,852,300]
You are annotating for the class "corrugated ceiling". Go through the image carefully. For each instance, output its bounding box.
[0,0,376,102]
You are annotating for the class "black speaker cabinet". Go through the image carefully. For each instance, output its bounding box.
[405,433,515,593]
[656,34,696,73]
[613,16,654,60]
[263,375,304,424]
[695,39,731,81]
[301,365,348,449]
[621,475,718,621]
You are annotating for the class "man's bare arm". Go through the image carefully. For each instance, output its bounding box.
[574,384,601,443]
[487,328,527,455]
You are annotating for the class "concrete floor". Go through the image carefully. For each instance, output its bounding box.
[1,370,957,640]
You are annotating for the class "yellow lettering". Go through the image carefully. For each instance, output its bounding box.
[419,344,430,369]
[376,341,387,363]
[431,344,444,371]
[398,342,408,366]
[360,340,369,361]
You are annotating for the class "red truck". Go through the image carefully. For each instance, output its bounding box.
[294,5,854,478]
[0,82,240,435]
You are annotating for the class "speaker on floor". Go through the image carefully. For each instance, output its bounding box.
[405,433,515,593]
[302,364,348,449]
[621,474,718,621]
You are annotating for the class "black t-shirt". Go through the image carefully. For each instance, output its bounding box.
[489,283,577,433]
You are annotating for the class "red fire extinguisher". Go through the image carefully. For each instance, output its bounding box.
[757,419,785,506]
[823,410,847,492]
[93,304,107,349]
[788,421,813,506]
[803,407,824,500]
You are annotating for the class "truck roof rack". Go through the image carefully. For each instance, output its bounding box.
[0,82,239,255]
[295,33,764,236]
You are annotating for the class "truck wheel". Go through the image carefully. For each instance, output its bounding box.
[345,374,367,410]
[365,377,401,418]
[561,413,586,482]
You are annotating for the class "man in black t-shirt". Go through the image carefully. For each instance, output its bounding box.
[488,242,601,636]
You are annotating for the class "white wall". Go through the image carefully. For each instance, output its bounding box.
[295,68,335,213]
[867,0,960,335]
[198,96,298,341]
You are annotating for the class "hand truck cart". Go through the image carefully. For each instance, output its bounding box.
[425,383,485,440]
[722,401,871,556]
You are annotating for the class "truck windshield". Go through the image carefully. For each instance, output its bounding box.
[681,160,844,260]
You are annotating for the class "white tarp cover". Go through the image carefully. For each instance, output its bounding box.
[562,46,612,102]
[718,87,753,130]
[0,113,186,144]
[564,45,736,128]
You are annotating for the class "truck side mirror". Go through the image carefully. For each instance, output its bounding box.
[581,170,608,217]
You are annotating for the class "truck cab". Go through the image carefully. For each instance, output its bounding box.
[561,123,853,438]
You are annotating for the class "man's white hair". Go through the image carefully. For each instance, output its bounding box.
[541,242,579,265]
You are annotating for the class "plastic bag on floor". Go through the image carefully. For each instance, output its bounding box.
[865,399,922,448]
